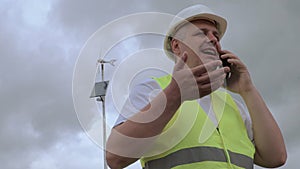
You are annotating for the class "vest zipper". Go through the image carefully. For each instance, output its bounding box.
[216,127,234,169]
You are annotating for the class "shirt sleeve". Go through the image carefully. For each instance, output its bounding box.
[234,99,254,143]
[113,79,161,127]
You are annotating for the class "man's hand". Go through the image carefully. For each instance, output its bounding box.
[170,51,229,102]
[219,50,254,94]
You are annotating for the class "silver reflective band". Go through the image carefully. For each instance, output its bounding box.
[144,146,253,169]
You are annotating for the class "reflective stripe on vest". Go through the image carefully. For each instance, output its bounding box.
[144,146,253,169]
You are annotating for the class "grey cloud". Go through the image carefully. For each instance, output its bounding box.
[0,1,82,168]
[0,0,156,168]
[1,0,299,169]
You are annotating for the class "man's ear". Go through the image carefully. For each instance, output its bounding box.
[171,39,181,56]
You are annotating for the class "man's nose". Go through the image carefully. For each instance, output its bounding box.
[206,32,218,46]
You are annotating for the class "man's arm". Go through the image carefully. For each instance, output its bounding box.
[240,87,287,167]
[106,82,182,169]
[220,50,287,167]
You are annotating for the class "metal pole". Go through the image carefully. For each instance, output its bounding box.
[101,96,107,169]
[100,62,108,169]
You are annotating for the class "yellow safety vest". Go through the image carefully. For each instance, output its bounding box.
[140,75,255,169]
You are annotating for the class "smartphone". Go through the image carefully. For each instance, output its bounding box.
[219,53,231,79]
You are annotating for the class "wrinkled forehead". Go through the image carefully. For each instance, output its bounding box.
[173,19,219,38]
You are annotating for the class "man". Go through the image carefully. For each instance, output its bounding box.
[106,4,287,169]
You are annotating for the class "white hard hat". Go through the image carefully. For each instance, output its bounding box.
[164,4,227,60]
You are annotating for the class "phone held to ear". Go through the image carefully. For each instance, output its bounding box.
[219,53,231,79]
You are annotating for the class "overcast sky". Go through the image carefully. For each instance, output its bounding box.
[1,0,299,169]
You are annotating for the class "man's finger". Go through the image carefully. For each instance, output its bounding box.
[192,60,222,76]
[196,68,227,84]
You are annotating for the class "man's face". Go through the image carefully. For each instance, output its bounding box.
[172,19,221,68]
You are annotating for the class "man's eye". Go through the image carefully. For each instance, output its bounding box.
[196,32,205,36]
[214,34,220,41]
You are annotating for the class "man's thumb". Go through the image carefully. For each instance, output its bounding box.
[174,52,188,71]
